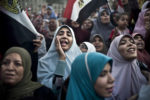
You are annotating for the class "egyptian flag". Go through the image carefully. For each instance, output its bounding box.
[0,0,39,81]
[117,0,124,13]
[0,0,39,56]
[63,0,107,24]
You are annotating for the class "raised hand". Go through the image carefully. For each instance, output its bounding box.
[55,36,66,60]
[33,34,43,53]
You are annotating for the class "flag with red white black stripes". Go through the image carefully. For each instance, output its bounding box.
[0,0,38,55]
[64,0,107,23]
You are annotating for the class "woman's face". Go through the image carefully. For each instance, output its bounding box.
[134,35,145,50]
[100,11,110,24]
[49,19,57,31]
[82,19,93,30]
[94,63,114,97]
[71,21,80,28]
[0,53,24,86]
[79,43,88,52]
[56,27,73,51]
[118,36,137,61]
[144,10,150,23]
[47,8,52,15]
[92,36,104,52]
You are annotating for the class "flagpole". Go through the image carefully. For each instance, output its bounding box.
[106,0,113,13]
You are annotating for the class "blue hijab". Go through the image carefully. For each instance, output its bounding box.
[66,52,112,100]
[44,6,57,19]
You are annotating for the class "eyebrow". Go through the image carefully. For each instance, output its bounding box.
[3,58,22,62]
[101,70,108,73]
[59,30,65,32]
[102,68,112,73]
[67,30,71,33]
[14,60,22,62]
[120,39,126,43]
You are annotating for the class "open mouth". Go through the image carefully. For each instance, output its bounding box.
[95,46,100,49]
[106,86,114,93]
[95,44,102,49]
[137,43,144,47]
[60,39,69,47]
[127,48,135,53]
[5,73,15,79]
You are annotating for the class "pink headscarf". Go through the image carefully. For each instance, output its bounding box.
[107,35,147,100]
[133,9,149,38]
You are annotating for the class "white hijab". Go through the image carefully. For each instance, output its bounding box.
[37,25,81,88]
[142,1,150,11]
[83,42,96,53]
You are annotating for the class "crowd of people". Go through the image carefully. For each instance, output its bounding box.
[0,0,150,100]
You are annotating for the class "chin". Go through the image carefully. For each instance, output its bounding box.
[131,54,137,59]
[4,81,17,86]
[138,47,144,50]
[62,47,71,52]
[97,49,102,52]
[101,93,112,98]
[62,49,69,52]
[126,55,137,61]
[131,56,137,60]
[97,91,112,98]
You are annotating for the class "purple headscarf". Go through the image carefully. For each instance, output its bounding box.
[107,35,147,100]
[133,9,149,38]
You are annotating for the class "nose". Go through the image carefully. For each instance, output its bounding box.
[124,20,128,25]
[7,62,15,71]
[108,73,115,83]
[127,41,134,46]
[95,40,100,44]
[137,37,142,41]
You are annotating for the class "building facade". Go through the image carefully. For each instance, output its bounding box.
[19,0,47,13]
[19,0,67,16]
